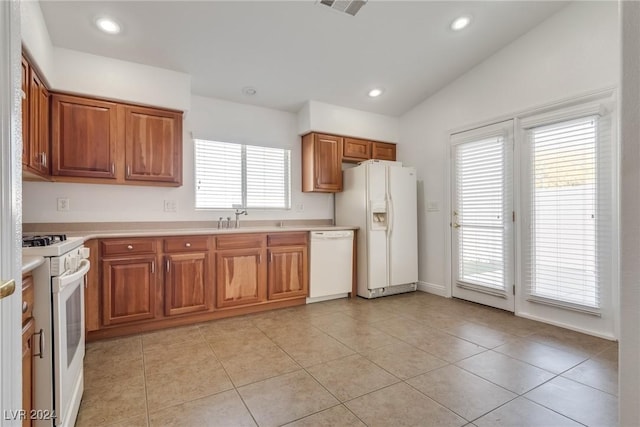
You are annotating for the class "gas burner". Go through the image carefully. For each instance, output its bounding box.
[22,234,68,247]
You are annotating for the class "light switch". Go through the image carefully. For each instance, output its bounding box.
[426,200,440,212]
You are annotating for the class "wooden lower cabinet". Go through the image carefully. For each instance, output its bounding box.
[102,256,158,326]
[22,318,35,427]
[88,232,314,340]
[165,252,212,316]
[216,248,266,308]
[268,246,308,300]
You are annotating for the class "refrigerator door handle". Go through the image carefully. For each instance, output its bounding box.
[386,191,394,286]
[388,194,394,237]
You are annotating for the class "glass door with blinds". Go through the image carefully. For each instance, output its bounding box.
[451,120,515,312]
[519,106,615,337]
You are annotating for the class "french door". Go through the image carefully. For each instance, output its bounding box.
[450,99,615,337]
[451,121,515,312]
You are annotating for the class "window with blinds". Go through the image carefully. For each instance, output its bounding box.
[195,139,291,210]
[453,133,512,295]
[524,115,610,312]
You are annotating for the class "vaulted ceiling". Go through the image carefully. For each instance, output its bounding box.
[39,1,568,115]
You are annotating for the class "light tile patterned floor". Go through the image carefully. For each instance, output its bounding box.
[76,292,618,427]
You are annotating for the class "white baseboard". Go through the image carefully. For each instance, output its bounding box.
[417,281,448,297]
[517,312,617,341]
[306,293,349,304]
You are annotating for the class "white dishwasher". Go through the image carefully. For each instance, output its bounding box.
[308,230,354,303]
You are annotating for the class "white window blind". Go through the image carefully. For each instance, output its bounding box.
[195,139,291,210]
[523,115,611,312]
[453,133,512,295]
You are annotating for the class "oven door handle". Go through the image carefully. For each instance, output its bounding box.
[52,259,91,293]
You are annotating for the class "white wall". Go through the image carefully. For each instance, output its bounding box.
[23,95,334,223]
[299,100,400,143]
[53,47,191,111]
[400,1,619,294]
[21,1,332,224]
[20,0,54,81]
[619,0,640,423]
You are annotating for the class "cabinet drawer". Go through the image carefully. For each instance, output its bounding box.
[216,234,266,250]
[268,232,308,247]
[101,239,157,256]
[372,142,396,161]
[163,236,209,253]
[22,275,34,326]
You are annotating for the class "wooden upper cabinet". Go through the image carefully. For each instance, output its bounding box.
[21,56,29,167]
[27,68,50,176]
[124,106,182,185]
[51,94,118,179]
[102,256,158,326]
[302,133,342,192]
[49,93,183,186]
[343,137,371,162]
[372,141,396,161]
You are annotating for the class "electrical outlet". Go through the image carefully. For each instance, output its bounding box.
[295,203,304,212]
[57,198,70,212]
[164,200,177,212]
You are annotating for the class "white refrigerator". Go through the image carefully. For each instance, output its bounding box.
[335,160,418,298]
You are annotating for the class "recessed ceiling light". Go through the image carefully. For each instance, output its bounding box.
[450,15,471,31]
[96,17,121,34]
[368,88,384,98]
[242,86,257,96]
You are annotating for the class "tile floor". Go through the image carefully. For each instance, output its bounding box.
[76,292,618,427]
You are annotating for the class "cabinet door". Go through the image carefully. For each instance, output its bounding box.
[102,256,157,326]
[21,56,29,166]
[372,142,396,161]
[28,69,49,176]
[268,246,308,300]
[51,94,118,179]
[124,106,182,185]
[165,252,212,316]
[314,134,342,191]
[216,248,266,308]
[22,318,35,427]
[343,137,371,162]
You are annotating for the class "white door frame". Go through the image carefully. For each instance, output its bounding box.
[0,1,23,424]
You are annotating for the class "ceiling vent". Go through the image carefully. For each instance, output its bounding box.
[318,0,367,16]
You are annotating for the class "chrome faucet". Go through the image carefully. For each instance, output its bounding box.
[234,209,248,228]
[217,217,224,229]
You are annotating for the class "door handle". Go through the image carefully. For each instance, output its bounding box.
[33,329,44,359]
[0,279,15,300]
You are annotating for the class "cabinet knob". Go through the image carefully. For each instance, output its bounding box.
[185,242,191,247]
[22,301,28,313]
[127,245,133,250]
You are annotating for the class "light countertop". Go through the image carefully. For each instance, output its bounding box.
[71,225,358,241]
[22,256,45,274]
